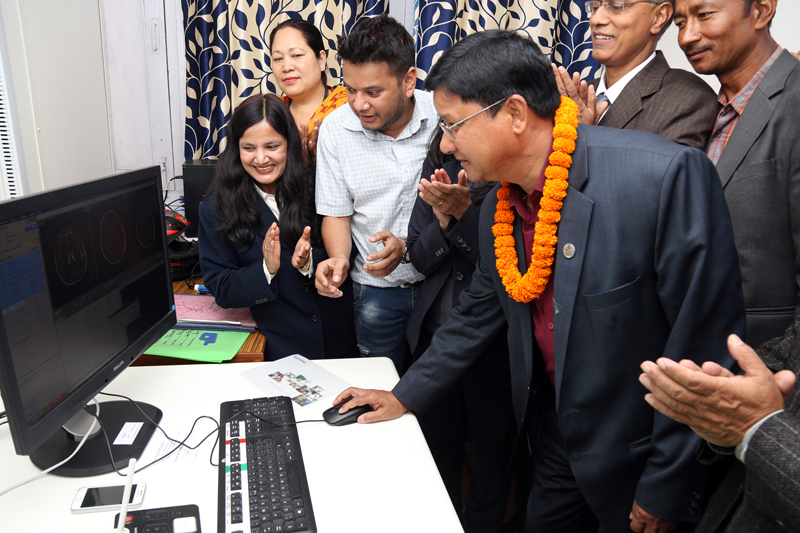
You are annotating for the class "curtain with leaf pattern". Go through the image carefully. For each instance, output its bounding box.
[414,0,599,87]
[184,0,387,161]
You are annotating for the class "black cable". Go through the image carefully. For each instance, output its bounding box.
[183,260,203,290]
[0,410,7,418]
[92,393,326,472]
[96,392,220,474]
[163,176,182,206]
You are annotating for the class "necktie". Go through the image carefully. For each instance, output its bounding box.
[596,92,610,107]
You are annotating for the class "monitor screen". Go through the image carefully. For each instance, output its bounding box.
[0,166,175,476]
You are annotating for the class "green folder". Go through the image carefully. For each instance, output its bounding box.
[143,329,250,363]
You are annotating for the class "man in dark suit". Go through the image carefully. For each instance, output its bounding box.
[675,0,800,348]
[553,0,717,148]
[333,30,745,532]
[639,317,800,532]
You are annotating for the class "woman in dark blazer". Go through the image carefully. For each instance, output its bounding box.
[406,132,516,532]
[198,93,357,361]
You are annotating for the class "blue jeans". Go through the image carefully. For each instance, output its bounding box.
[352,281,417,374]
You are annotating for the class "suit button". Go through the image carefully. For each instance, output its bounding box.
[456,236,463,243]
[311,315,318,322]
[690,500,699,509]
[692,492,701,501]
[301,286,308,293]
[455,272,464,281]
[465,245,471,251]
[688,508,697,517]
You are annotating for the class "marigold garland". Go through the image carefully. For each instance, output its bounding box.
[493,96,578,302]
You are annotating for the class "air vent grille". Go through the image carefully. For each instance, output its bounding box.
[0,58,22,199]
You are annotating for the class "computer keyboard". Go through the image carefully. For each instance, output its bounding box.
[217,396,316,533]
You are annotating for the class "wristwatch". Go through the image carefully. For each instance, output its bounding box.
[399,236,411,264]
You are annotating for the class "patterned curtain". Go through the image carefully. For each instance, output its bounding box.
[415,0,599,87]
[184,0,387,161]
[552,0,597,79]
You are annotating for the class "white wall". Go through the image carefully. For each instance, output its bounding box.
[0,0,183,196]
[0,0,114,193]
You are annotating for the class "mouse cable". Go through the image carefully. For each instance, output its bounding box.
[209,409,325,467]
[223,409,324,430]
[96,391,221,473]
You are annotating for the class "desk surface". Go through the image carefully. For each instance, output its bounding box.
[0,358,461,533]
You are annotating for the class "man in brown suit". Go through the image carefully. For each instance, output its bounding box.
[553,0,717,149]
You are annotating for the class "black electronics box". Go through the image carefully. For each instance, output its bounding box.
[115,504,201,532]
[182,160,217,239]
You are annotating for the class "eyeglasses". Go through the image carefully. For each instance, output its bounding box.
[438,98,508,140]
[584,0,658,16]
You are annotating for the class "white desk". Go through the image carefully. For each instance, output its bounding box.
[0,358,463,533]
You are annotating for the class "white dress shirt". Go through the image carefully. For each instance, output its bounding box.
[595,52,657,121]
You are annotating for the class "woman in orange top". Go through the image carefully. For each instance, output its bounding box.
[269,19,347,156]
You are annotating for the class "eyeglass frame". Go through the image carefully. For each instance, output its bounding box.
[438,97,508,140]
[584,0,659,16]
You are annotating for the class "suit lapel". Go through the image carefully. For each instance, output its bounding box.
[552,130,593,405]
[715,51,795,187]
[598,52,668,130]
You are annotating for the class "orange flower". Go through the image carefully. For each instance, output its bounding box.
[493,96,578,302]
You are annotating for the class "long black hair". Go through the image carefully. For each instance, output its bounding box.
[208,93,318,251]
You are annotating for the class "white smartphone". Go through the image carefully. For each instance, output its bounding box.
[70,483,146,513]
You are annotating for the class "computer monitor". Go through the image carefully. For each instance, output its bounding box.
[0,166,176,477]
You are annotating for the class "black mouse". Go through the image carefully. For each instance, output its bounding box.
[322,400,373,426]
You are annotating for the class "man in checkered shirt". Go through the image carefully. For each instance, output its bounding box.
[314,15,437,373]
[675,0,799,348]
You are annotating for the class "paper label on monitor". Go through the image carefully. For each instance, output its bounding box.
[113,422,144,445]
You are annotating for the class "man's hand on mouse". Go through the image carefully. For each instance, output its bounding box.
[333,387,408,423]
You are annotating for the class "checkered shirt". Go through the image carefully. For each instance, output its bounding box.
[315,89,436,287]
[707,46,782,164]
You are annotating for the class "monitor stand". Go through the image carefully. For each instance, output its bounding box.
[29,400,162,477]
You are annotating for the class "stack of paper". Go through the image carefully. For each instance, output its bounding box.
[144,329,250,363]
[174,294,257,333]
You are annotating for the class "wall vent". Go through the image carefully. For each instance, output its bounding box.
[0,56,22,199]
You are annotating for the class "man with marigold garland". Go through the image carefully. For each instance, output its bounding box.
[331,30,745,533]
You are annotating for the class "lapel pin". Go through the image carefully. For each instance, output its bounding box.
[563,243,576,259]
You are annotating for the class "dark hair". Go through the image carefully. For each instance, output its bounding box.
[424,127,493,203]
[208,94,318,251]
[425,30,560,121]
[424,126,454,170]
[743,0,773,28]
[336,14,414,78]
[269,19,328,85]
